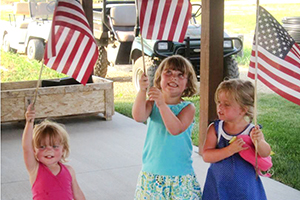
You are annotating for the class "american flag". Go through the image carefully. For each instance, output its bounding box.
[248,6,300,106]
[138,0,192,43]
[44,0,98,85]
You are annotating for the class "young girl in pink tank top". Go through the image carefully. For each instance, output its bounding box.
[22,104,86,200]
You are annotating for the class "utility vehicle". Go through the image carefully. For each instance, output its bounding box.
[93,0,243,90]
[1,0,55,61]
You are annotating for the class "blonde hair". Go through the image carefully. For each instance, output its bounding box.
[215,79,254,122]
[33,120,70,162]
[153,55,198,97]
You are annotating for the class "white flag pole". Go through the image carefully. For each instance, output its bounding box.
[31,0,58,109]
[29,59,44,122]
[254,0,260,178]
[141,36,146,74]
[136,0,146,75]
[32,59,45,107]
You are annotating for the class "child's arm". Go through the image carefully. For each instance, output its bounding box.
[203,123,248,163]
[132,74,153,122]
[22,104,39,184]
[250,125,271,157]
[66,165,86,200]
[148,87,194,135]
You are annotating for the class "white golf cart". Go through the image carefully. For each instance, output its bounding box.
[1,0,55,61]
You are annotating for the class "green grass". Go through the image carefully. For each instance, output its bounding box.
[257,94,300,190]
[0,50,67,82]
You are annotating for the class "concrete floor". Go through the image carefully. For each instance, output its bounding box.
[1,113,300,200]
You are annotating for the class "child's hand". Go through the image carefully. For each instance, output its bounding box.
[139,73,149,91]
[25,104,35,123]
[250,125,265,144]
[148,87,164,107]
[228,138,248,154]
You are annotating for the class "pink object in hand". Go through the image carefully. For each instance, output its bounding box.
[238,135,273,177]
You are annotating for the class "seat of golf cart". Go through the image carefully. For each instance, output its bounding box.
[13,2,30,29]
[109,5,136,42]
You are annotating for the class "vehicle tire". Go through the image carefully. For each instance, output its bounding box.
[3,34,16,53]
[27,39,44,61]
[223,56,239,79]
[132,56,158,91]
[94,46,109,78]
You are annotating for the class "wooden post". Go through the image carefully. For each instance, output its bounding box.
[199,0,224,154]
[81,0,93,31]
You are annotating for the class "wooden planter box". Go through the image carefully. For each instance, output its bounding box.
[1,76,114,123]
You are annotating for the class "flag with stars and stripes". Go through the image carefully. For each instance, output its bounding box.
[248,6,300,106]
[138,0,192,43]
[44,0,98,85]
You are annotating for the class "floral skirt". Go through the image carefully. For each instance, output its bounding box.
[134,171,202,200]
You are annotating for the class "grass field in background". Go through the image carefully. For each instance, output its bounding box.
[1,1,300,191]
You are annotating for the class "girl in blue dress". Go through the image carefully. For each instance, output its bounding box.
[202,79,271,200]
[132,55,202,199]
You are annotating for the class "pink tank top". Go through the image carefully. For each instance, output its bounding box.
[32,162,74,200]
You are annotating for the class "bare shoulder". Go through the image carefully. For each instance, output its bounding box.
[180,102,195,114]
[205,123,218,144]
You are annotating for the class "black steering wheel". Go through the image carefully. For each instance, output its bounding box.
[46,1,56,13]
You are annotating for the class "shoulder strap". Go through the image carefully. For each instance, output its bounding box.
[213,120,222,143]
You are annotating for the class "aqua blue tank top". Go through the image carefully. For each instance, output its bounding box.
[142,101,194,176]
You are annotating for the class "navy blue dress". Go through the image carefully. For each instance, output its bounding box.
[202,120,267,200]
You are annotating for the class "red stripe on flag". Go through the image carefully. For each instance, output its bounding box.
[50,26,65,70]
[257,63,300,93]
[147,0,159,39]
[72,39,93,80]
[81,49,98,85]
[58,1,85,16]
[52,28,75,71]
[251,50,300,80]
[248,69,300,106]
[139,0,148,36]
[168,0,183,41]
[61,32,84,74]
[50,20,56,57]
[179,1,192,42]
[258,74,300,106]
[157,0,171,40]
[55,20,94,41]
[284,55,300,69]
[291,44,300,59]
[56,10,90,30]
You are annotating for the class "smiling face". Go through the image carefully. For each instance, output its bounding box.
[160,68,188,97]
[153,55,198,98]
[33,120,70,163]
[216,91,246,122]
[34,136,64,166]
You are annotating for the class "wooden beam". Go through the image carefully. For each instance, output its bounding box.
[199,0,224,154]
[80,0,93,31]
